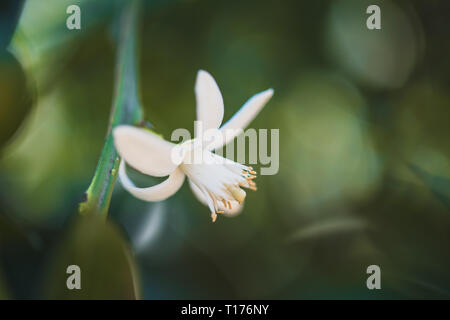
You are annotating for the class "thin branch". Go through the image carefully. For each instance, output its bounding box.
[79,1,143,218]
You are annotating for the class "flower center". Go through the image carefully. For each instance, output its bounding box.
[180,145,257,222]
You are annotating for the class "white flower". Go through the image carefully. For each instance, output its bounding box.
[113,70,273,222]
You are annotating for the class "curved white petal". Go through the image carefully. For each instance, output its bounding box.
[113,125,181,177]
[213,88,274,150]
[195,70,224,135]
[119,161,185,202]
[189,179,243,216]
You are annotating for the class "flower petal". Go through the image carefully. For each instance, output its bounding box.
[213,88,274,150]
[195,70,224,134]
[189,180,243,216]
[113,125,181,177]
[119,161,185,201]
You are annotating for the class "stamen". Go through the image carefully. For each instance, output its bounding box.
[238,181,248,187]
[180,148,259,220]
[227,185,246,204]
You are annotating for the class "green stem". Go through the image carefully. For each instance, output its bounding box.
[79,1,143,218]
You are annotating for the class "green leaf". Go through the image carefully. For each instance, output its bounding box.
[409,164,450,211]
[288,217,367,242]
[0,50,33,149]
[44,215,140,299]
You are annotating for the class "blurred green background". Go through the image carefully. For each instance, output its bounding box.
[1,0,450,299]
